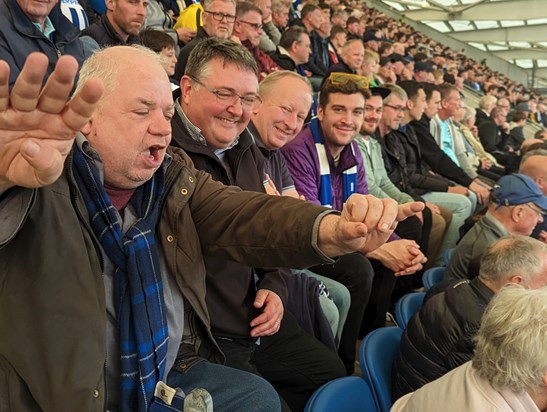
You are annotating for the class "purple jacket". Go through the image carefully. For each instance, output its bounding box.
[282,123,399,242]
[282,123,368,211]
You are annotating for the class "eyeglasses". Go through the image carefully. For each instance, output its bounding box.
[326,73,370,89]
[384,104,406,113]
[203,10,236,23]
[237,20,263,30]
[524,203,546,217]
[189,76,262,108]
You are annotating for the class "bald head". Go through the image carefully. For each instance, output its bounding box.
[519,153,547,195]
[76,45,167,104]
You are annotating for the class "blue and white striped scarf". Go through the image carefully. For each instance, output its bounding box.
[310,118,358,207]
[72,146,175,412]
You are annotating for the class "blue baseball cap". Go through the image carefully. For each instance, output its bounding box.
[493,173,547,211]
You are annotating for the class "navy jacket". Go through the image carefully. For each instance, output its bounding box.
[0,0,85,88]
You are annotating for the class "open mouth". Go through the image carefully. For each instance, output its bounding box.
[147,145,165,163]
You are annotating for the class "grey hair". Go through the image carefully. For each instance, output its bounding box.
[473,285,547,392]
[202,0,236,10]
[259,70,312,100]
[75,45,163,104]
[462,106,475,123]
[521,148,547,164]
[479,235,547,287]
[382,83,407,104]
[185,37,258,80]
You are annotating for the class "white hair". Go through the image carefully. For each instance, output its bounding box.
[473,285,547,392]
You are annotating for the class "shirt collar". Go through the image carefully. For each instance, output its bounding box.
[33,16,55,39]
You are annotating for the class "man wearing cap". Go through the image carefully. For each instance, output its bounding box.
[445,173,547,282]
[392,235,547,400]
[363,30,381,51]
[282,74,428,337]
[413,61,434,83]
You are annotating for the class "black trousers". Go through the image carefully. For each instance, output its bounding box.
[216,311,345,412]
[308,252,374,375]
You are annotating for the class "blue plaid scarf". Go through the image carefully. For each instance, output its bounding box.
[72,145,171,412]
[310,118,358,207]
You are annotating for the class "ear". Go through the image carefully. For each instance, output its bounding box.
[511,205,524,222]
[317,105,324,121]
[180,76,194,106]
[407,99,414,110]
[105,0,116,12]
[508,275,524,285]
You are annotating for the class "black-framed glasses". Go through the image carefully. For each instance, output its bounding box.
[384,103,406,113]
[188,76,262,108]
[237,20,263,30]
[203,10,236,23]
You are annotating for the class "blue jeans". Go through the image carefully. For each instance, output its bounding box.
[167,361,280,412]
[422,191,474,265]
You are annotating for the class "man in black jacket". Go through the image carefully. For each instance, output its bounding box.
[409,83,490,206]
[392,235,547,400]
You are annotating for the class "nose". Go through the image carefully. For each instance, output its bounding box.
[226,98,244,117]
[284,111,299,131]
[149,110,172,136]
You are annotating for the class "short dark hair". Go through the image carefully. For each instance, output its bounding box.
[330,24,345,38]
[279,25,308,50]
[319,75,371,109]
[422,82,438,101]
[300,4,319,21]
[186,37,258,79]
[346,16,359,26]
[139,28,176,53]
[236,1,262,18]
[398,80,424,101]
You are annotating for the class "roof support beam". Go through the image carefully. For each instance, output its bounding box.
[490,49,547,60]
[403,0,547,21]
[451,24,547,42]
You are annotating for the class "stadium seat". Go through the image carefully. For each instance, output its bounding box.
[395,292,425,328]
[304,376,378,412]
[443,248,454,266]
[422,266,446,291]
[359,327,403,412]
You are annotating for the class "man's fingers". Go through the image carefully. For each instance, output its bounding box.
[10,53,50,112]
[16,140,65,186]
[0,60,10,111]
[61,78,104,132]
[37,56,80,114]
[397,201,425,222]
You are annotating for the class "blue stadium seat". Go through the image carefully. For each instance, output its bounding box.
[443,248,455,266]
[422,266,446,291]
[395,292,425,329]
[304,376,378,412]
[359,327,403,412]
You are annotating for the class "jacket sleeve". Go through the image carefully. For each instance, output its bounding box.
[281,139,322,205]
[478,122,499,153]
[0,187,35,248]
[255,267,290,306]
[411,119,473,187]
[258,22,281,53]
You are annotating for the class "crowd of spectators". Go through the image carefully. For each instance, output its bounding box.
[2,0,547,410]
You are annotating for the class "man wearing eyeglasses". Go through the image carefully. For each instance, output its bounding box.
[170,37,347,411]
[173,0,236,82]
[232,1,280,81]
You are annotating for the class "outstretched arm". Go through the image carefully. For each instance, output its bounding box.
[0,53,103,192]
[317,194,424,256]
